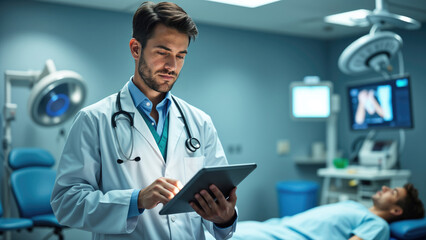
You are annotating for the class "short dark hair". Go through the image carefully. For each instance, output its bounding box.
[132,1,198,48]
[395,183,425,221]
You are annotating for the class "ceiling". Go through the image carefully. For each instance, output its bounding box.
[36,0,426,39]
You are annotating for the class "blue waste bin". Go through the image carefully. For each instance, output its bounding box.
[276,180,319,217]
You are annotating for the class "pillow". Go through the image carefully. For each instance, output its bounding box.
[390,217,426,240]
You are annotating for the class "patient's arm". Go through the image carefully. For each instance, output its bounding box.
[349,235,363,240]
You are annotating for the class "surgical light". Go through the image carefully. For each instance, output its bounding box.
[339,32,402,75]
[338,0,421,75]
[4,59,86,126]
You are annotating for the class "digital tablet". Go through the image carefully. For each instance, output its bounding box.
[159,163,257,215]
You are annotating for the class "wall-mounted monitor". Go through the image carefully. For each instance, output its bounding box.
[347,76,413,130]
[290,81,332,120]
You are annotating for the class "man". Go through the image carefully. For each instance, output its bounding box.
[227,183,424,240]
[50,2,237,240]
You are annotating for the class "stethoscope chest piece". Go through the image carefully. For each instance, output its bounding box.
[186,137,201,152]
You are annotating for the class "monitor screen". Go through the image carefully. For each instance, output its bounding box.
[290,82,332,120]
[347,76,413,130]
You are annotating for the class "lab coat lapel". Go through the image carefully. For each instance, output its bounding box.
[119,83,163,159]
[167,96,185,161]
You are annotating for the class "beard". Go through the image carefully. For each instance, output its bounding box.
[371,194,392,211]
[138,55,178,93]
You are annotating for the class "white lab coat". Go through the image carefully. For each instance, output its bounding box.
[50,82,236,240]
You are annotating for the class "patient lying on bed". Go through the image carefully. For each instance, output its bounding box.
[231,183,424,240]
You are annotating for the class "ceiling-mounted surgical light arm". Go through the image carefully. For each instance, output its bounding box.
[338,0,421,76]
[375,0,387,12]
[368,0,421,31]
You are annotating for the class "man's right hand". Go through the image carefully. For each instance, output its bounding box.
[138,177,183,209]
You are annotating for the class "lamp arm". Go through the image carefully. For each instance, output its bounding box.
[326,94,340,168]
[397,129,406,168]
[3,70,40,122]
[375,0,389,12]
[369,24,381,35]
[397,51,405,76]
[37,59,56,84]
[3,70,40,155]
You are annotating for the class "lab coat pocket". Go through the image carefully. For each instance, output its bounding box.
[184,156,204,184]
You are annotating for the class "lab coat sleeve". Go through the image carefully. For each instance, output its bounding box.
[50,110,138,234]
[201,115,238,240]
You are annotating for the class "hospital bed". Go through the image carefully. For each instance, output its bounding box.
[204,217,426,240]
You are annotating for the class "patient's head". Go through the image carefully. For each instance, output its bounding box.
[395,183,425,221]
[371,183,424,222]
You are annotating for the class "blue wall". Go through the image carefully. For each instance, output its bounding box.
[1,0,424,239]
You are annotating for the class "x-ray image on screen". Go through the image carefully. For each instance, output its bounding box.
[348,76,413,130]
[352,85,392,125]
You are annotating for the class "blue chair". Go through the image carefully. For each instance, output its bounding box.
[8,148,65,240]
[0,197,33,234]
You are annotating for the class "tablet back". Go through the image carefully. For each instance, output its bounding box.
[159,163,257,215]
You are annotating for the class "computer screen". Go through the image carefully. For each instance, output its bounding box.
[290,82,332,120]
[347,76,413,130]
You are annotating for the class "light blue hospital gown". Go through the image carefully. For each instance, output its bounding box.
[231,201,389,240]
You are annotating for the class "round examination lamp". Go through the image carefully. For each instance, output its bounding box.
[338,31,402,75]
[28,70,86,126]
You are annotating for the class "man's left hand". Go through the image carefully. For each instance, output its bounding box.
[190,185,237,227]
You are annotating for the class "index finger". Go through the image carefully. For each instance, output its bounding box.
[158,178,183,196]
[163,178,183,190]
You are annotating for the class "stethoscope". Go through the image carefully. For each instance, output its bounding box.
[111,91,201,164]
